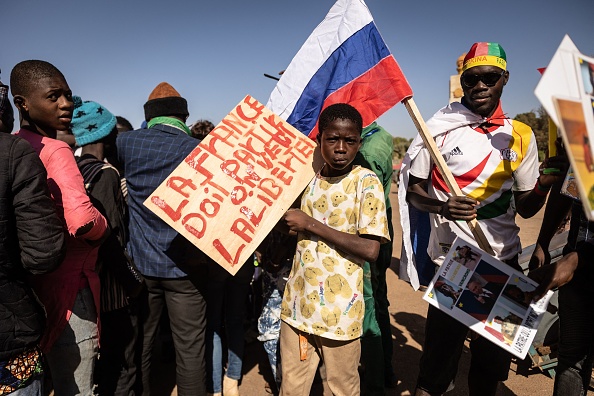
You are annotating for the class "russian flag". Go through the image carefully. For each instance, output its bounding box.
[266,0,413,140]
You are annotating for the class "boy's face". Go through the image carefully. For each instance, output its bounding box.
[18,76,73,135]
[318,118,361,177]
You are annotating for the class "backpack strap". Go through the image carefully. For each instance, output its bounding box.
[76,156,119,191]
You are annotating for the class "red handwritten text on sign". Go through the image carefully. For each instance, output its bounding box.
[145,96,317,275]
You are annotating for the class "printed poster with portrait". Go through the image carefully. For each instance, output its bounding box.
[553,52,594,219]
[554,96,594,219]
[423,237,553,359]
[144,95,322,275]
[535,35,594,220]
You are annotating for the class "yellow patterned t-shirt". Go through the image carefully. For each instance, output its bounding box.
[281,165,390,341]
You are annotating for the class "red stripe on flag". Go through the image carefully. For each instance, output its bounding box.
[308,55,412,140]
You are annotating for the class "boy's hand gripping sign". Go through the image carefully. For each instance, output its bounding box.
[145,96,318,274]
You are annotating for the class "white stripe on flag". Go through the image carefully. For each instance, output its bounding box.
[266,0,373,119]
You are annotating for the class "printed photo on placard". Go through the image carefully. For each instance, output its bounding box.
[500,276,535,313]
[451,244,482,270]
[553,96,594,220]
[427,276,462,310]
[484,305,523,346]
[455,261,509,322]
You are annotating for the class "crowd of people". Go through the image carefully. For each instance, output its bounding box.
[0,40,591,396]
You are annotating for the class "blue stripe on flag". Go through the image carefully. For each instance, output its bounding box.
[286,22,391,135]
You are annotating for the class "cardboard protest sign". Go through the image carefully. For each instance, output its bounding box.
[423,237,553,359]
[145,95,320,274]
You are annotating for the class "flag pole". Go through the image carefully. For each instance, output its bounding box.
[402,97,495,255]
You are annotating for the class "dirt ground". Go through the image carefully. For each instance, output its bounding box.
[153,182,556,396]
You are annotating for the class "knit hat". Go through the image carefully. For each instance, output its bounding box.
[462,42,507,72]
[71,96,116,146]
[143,82,189,121]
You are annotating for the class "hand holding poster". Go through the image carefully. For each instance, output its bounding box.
[145,95,320,274]
[423,237,553,359]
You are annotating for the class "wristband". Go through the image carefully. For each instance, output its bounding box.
[542,168,561,175]
[533,180,551,197]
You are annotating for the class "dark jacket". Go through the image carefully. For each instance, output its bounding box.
[0,133,65,361]
[77,154,144,305]
[116,124,202,278]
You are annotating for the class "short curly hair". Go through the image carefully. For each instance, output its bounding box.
[190,119,215,140]
[317,103,362,140]
[10,60,66,97]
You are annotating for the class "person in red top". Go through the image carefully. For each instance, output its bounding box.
[11,60,108,395]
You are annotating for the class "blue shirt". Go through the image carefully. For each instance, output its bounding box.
[117,124,200,278]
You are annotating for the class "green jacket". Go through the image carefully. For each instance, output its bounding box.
[354,121,394,210]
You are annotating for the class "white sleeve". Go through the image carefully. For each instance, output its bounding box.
[513,133,539,191]
[409,146,432,179]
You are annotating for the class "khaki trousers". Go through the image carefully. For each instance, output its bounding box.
[279,321,361,396]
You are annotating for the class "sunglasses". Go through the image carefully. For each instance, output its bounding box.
[461,70,505,88]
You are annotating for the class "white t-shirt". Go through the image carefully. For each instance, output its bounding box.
[409,118,539,265]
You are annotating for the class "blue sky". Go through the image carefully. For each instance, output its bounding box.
[3,0,593,139]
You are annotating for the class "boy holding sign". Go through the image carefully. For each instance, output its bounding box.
[279,103,390,396]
